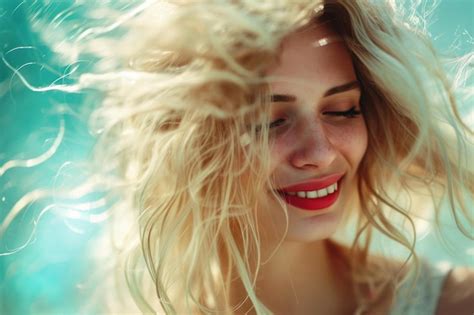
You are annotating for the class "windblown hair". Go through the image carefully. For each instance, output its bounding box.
[2,0,472,314]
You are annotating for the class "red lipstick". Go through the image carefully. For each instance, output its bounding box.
[277,173,343,211]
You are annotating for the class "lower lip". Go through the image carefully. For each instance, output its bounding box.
[278,182,341,211]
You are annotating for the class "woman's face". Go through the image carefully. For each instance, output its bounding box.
[257,23,368,243]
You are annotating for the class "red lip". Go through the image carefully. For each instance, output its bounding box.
[275,173,344,211]
[277,173,344,193]
[280,184,341,211]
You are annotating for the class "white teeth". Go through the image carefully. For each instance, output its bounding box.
[327,184,335,194]
[317,188,328,197]
[306,190,318,198]
[284,182,338,199]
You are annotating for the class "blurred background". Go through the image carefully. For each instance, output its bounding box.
[0,0,472,314]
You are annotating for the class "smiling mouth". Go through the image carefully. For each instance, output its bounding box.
[277,179,342,211]
[282,181,338,199]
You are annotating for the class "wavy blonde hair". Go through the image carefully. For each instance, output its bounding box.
[2,0,472,314]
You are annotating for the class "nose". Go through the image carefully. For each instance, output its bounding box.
[289,120,337,170]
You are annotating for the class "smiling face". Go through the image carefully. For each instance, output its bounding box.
[256,22,368,243]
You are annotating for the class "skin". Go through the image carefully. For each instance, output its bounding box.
[259,24,367,244]
[231,23,368,314]
[231,20,474,315]
[435,267,474,315]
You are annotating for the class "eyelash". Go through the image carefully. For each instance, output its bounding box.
[267,106,361,129]
[269,118,287,129]
[322,106,361,118]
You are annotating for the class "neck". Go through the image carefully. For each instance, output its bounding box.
[229,239,357,314]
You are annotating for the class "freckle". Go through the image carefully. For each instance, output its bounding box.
[340,128,353,141]
[333,125,366,147]
[272,134,295,155]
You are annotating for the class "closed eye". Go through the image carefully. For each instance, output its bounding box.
[323,106,361,118]
[254,118,287,133]
[269,118,286,128]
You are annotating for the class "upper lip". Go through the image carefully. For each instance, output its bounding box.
[276,173,344,192]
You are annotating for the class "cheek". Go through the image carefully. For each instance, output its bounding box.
[268,133,295,170]
[267,120,368,171]
[326,120,368,166]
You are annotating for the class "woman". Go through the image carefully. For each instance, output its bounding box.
[2,0,473,314]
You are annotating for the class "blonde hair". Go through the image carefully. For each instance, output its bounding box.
[2,0,472,314]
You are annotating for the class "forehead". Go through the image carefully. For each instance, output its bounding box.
[266,23,355,89]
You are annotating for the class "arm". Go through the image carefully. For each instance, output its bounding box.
[435,267,474,315]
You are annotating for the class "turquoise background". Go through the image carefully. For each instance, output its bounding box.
[0,1,472,314]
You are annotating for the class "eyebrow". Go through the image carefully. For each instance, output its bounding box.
[270,80,360,102]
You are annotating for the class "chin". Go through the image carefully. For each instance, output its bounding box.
[284,204,345,242]
[256,185,350,243]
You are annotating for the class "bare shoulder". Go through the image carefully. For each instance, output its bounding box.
[435,266,474,315]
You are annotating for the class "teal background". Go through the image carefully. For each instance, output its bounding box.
[0,1,472,314]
